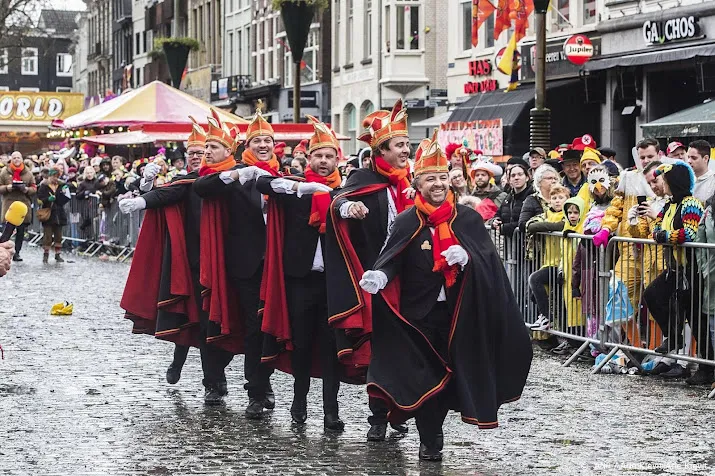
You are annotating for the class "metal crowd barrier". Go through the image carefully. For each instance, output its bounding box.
[493,227,715,398]
[23,194,143,263]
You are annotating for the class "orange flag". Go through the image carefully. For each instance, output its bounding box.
[472,0,496,48]
[494,0,511,41]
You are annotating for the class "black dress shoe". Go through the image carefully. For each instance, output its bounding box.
[367,423,387,441]
[660,365,687,379]
[204,387,225,406]
[263,385,275,409]
[654,337,672,354]
[216,381,228,396]
[12,254,22,262]
[390,422,408,433]
[324,414,345,432]
[435,432,444,451]
[686,368,715,385]
[245,398,265,419]
[418,443,443,461]
[166,363,182,385]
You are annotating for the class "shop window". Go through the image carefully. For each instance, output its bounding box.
[0,49,7,74]
[57,53,73,77]
[583,0,596,25]
[21,48,38,75]
[395,2,420,50]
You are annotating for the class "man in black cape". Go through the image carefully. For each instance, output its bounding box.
[324,99,413,441]
[119,118,238,405]
[359,133,532,461]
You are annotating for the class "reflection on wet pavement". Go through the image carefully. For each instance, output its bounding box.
[1,249,713,475]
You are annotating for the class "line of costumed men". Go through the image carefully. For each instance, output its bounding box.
[118,101,532,461]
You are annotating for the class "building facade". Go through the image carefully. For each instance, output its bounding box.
[330,0,450,155]
[86,0,113,98]
[184,0,222,101]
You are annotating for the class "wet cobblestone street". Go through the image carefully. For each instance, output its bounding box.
[1,249,714,475]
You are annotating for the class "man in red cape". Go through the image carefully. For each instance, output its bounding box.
[119,117,238,405]
[193,106,281,420]
[324,99,412,441]
[360,132,532,461]
[256,115,348,431]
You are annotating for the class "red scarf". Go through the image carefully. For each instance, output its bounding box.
[374,157,413,212]
[10,162,24,182]
[414,191,459,287]
[242,150,282,177]
[305,167,341,233]
[198,155,237,177]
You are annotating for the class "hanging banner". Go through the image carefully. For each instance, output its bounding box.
[438,119,503,156]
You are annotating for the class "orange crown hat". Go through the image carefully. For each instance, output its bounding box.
[358,99,409,149]
[414,137,431,163]
[293,139,309,156]
[414,130,449,176]
[306,114,340,154]
[245,101,275,143]
[187,115,207,148]
[206,109,240,152]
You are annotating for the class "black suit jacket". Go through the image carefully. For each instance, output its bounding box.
[193,166,266,281]
[143,172,202,273]
[378,227,449,323]
[256,175,329,278]
[332,169,391,269]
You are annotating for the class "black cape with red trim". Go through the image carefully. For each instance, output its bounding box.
[366,204,532,429]
[121,180,201,348]
[324,169,391,380]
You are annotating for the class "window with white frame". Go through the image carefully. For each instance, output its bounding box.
[364,0,373,59]
[583,0,596,25]
[57,53,73,77]
[461,0,471,51]
[333,0,341,66]
[228,32,234,75]
[485,8,494,48]
[285,30,319,87]
[395,1,420,50]
[557,0,569,27]
[21,48,38,75]
[0,49,7,74]
[346,0,353,63]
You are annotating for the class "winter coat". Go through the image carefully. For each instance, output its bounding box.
[697,204,715,315]
[518,192,549,233]
[496,186,531,237]
[0,165,37,224]
[76,178,101,199]
[37,181,71,227]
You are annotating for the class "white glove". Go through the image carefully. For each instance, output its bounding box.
[296,182,332,197]
[441,245,469,268]
[627,205,639,225]
[238,166,273,185]
[359,270,388,295]
[143,163,161,181]
[139,178,154,192]
[119,197,146,214]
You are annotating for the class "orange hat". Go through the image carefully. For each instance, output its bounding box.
[293,139,309,156]
[307,114,340,154]
[414,130,448,176]
[414,137,431,163]
[358,99,409,149]
[245,102,275,143]
[205,109,239,152]
[187,116,207,148]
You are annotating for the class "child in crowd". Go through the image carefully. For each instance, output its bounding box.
[527,184,570,331]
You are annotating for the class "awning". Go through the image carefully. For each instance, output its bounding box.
[641,99,715,138]
[412,111,453,128]
[585,42,715,71]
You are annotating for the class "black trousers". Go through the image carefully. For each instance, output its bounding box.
[413,301,453,447]
[286,272,340,415]
[13,223,26,254]
[644,267,710,360]
[232,265,273,400]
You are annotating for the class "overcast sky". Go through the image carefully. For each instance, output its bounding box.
[51,0,87,11]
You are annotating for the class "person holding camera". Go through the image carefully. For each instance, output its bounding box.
[0,151,37,262]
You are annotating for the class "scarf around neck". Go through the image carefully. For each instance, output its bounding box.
[10,162,24,182]
[305,167,341,233]
[374,157,413,212]
[242,149,281,177]
[414,190,459,287]
[198,155,237,177]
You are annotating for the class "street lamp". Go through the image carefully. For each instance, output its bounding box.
[530,0,550,149]
[279,1,316,123]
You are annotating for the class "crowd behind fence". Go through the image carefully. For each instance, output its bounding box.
[24,194,143,262]
[15,193,715,395]
[489,226,715,398]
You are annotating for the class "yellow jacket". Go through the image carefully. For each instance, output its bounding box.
[601,169,655,238]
